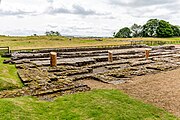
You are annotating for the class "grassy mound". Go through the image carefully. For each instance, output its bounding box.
[0,90,177,120]
[0,57,23,90]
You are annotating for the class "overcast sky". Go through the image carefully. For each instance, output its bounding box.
[0,0,179,37]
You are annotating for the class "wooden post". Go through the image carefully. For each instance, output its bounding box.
[50,52,57,67]
[145,48,151,60]
[8,47,10,53]
[108,51,113,62]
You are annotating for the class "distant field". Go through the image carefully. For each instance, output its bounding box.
[0,36,179,50]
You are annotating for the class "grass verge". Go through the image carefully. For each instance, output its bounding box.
[0,89,178,120]
[0,57,23,90]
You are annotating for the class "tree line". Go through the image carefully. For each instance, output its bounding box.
[114,19,180,38]
[45,31,61,36]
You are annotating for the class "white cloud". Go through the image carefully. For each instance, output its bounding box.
[0,0,179,37]
[47,0,54,3]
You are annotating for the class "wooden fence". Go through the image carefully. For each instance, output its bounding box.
[0,46,10,55]
[130,40,180,46]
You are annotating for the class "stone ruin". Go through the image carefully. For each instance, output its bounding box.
[1,45,180,100]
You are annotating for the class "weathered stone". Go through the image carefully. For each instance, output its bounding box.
[3,59,12,64]
[152,45,175,50]
[2,45,180,99]
[130,60,153,66]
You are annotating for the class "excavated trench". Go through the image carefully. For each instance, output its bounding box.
[1,45,180,102]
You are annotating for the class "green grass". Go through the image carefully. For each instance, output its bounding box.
[0,89,178,120]
[0,36,180,119]
[0,36,179,50]
[0,57,23,90]
[0,36,126,50]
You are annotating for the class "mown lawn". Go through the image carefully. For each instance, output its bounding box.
[0,89,178,120]
[0,36,179,50]
[0,57,23,90]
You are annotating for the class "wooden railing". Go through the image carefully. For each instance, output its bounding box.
[129,40,180,46]
[0,46,10,55]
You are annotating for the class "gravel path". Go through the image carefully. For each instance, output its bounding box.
[80,68,180,117]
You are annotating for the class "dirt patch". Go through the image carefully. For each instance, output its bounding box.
[119,69,180,117]
[80,68,180,117]
[79,80,116,90]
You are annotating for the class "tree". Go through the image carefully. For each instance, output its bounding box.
[33,34,37,36]
[45,31,61,36]
[142,19,159,37]
[115,27,132,38]
[45,31,51,36]
[114,19,179,38]
[50,31,55,35]
[130,24,142,37]
[55,31,60,36]
[113,32,116,37]
[156,20,173,37]
[171,25,180,36]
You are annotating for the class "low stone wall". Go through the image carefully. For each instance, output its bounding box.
[1,45,180,99]
[0,64,90,100]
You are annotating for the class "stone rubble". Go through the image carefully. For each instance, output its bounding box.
[1,45,180,99]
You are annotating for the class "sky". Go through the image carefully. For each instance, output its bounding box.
[0,0,179,37]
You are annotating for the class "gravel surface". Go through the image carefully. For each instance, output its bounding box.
[80,68,180,117]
